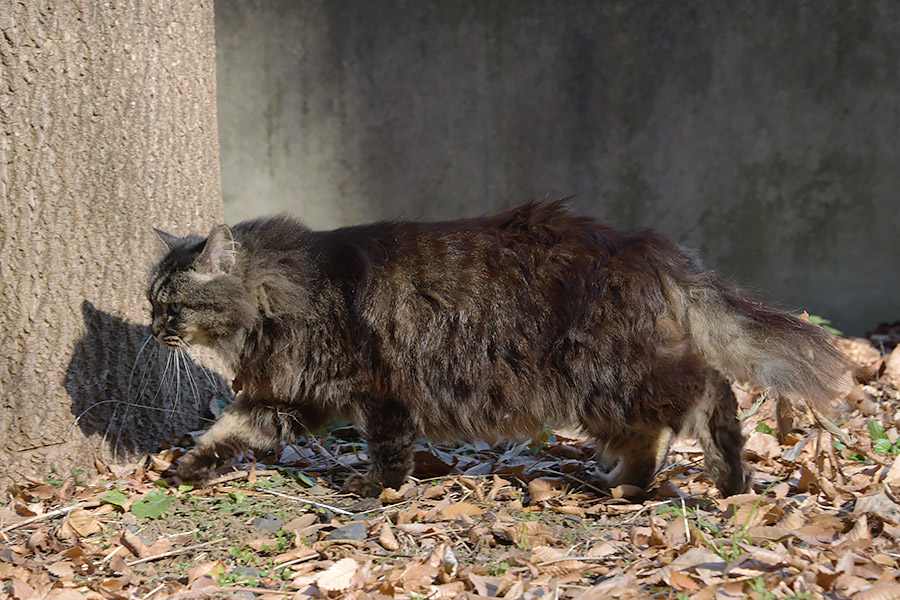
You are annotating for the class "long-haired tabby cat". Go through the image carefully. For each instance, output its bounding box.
[148,201,852,497]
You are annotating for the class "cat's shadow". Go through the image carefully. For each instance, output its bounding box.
[66,300,231,460]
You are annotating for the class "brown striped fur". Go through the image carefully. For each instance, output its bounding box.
[148,201,853,497]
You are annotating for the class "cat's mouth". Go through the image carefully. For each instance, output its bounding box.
[158,333,185,348]
[156,329,211,349]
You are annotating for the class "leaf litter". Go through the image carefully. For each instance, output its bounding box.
[3,335,900,599]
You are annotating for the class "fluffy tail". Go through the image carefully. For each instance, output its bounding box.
[673,272,853,415]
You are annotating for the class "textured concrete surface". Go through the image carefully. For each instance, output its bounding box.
[216,1,900,334]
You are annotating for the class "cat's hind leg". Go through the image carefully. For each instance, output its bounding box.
[683,372,752,497]
[343,397,419,497]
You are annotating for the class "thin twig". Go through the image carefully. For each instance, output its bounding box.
[142,583,166,600]
[0,501,100,533]
[99,545,125,565]
[810,407,853,447]
[272,553,320,569]
[536,556,616,566]
[256,488,357,516]
[127,539,225,566]
[543,468,609,496]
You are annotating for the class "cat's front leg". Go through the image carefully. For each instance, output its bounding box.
[177,394,295,485]
[344,398,418,497]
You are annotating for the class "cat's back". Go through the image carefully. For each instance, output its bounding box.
[342,200,625,276]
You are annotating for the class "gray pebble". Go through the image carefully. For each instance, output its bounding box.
[251,514,284,533]
[325,521,367,541]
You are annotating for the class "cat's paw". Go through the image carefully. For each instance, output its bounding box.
[342,473,383,497]
[176,447,219,486]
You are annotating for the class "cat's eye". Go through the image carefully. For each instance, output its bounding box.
[169,302,182,315]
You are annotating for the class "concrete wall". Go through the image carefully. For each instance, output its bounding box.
[215,1,900,335]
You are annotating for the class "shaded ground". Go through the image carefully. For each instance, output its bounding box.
[2,335,900,599]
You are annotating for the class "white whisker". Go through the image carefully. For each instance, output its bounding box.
[126,335,155,402]
[180,348,202,409]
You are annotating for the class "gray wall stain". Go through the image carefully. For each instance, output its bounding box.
[215,1,900,335]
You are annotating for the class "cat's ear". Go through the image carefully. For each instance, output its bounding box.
[153,228,183,250]
[193,225,236,280]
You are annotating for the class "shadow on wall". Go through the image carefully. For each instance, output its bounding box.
[66,300,232,461]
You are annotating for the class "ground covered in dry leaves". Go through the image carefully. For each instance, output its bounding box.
[4,333,900,600]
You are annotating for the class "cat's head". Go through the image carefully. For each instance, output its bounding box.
[147,225,258,351]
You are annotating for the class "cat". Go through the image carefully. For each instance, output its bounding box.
[148,200,853,498]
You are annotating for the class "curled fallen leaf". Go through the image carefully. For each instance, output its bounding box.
[378,522,399,551]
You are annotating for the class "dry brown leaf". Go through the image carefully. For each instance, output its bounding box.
[882,455,900,487]
[143,536,174,557]
[744,431,782,460]
[578,573,639,599]
[853,583,900,600]
[855,489,900,523]
[378,522,399,551]
[488,475,511,501]
[283,513,317,532]
[847,514,872,542]
[433,581,467,598]
[797,464,820,493]
[396,506,426,524]
[441,501,485,519]
[108,554,130,576]
[400,563,440,592]
[396,523,441,534]
[186,560,225,584]
[610,484,643,499]
[630,525,665,548]
[150,453,173,472]
[46,561,76,581]
[872,554,898,567]
[44,590,86,600]
[66,508,102,537]
[9,579,34,600]
[317,557,359,592]
[552,504,585,516]
[120,530,147,557]
[747,525,790,542]
[668,570,700,592]
[497,520,556,548]
[468,573,506,597]
[528,478,562,502]
[422,485,446,499]
[378,487,404,504]
[245,538,279,551]
[665,515,688,545]
[530,545,584,575]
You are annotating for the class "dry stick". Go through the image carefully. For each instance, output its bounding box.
[272,553,319,569]
[142,583,167,600]
[810,407,853,447]
[0,500,100,533]
[257,488,357,516]
[127,539,225,566]
[543,468,609,497]
[811,406,886,466]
